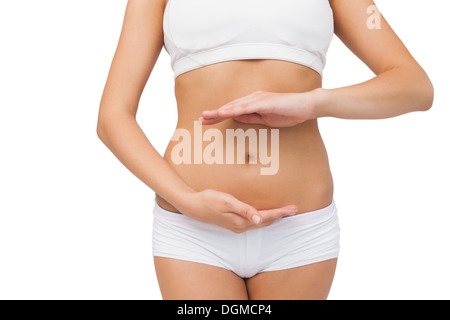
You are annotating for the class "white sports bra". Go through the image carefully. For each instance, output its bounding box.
[163,0,334,79]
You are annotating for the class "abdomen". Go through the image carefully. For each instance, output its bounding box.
[156,59,334,213]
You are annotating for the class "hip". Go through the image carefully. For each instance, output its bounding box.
[152,197,340,278]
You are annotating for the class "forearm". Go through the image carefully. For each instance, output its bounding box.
[97,113,195,209]
[312,66,434,120]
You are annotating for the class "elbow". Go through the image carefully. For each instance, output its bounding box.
[415,69,434,112]
[96,117,105,141]
[421,80,434,111]
[96,109,135,143]
[96,112,109,143]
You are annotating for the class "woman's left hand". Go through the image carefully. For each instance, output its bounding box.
[199,89,320,127]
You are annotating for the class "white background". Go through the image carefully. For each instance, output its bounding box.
[0,0,448,300]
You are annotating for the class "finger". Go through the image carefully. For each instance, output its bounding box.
[217,101,262,118]
[227,199,262,225]
[202,101,255,119]
[232,113,265,125]
[200,112,263,125]
[258,205,298,223]
[201,109,220,119]
[231,204,299,232]
[242,207,298,231]
[202,92,260,119]
[198,116,228,125]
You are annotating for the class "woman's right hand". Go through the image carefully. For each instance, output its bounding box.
[176,189,299,233]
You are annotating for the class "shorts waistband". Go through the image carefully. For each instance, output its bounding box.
[152,198,337,227]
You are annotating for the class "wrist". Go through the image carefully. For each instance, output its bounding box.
[310,87,331,119]
[171,187,198,214]
[159,181,197,212]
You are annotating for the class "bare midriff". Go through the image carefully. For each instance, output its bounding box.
[155,59,334,214]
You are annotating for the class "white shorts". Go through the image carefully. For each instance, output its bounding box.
[152,198,340,279]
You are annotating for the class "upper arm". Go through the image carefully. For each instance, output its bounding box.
[99,0,166,117]
[330,0,423,75]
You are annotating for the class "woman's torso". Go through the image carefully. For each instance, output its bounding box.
[155,59,334,214]
[155,0,334,213]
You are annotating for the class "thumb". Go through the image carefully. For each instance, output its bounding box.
[228,199,262,225]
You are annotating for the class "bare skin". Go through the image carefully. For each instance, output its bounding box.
[154,257,337,300]
[156,58,334,215]
[97,0,433,300]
